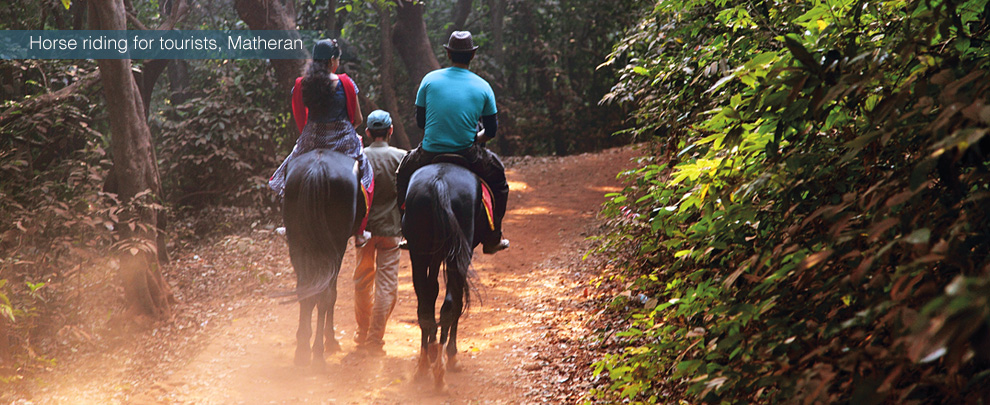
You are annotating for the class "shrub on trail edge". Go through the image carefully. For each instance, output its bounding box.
[590,0,990,403]
[155,59,286,209]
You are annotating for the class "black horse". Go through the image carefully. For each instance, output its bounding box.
[281,149,362,369]
[402,160,489,391]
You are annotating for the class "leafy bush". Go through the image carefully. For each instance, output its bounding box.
[1,64,115,375]
[154,59,288,208]
[592,0,990,403]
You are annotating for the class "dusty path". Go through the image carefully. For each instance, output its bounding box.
[20,145,640,404]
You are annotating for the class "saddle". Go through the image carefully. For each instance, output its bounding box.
[430,154,495,231]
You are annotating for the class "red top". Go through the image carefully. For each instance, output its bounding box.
[291,73,358,133]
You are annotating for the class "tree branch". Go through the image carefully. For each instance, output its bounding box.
[0,71,101,126]
[156,0,189,30]
[126,10,149,30]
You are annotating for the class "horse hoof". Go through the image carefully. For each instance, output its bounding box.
[294,348,311,367]
[311,356,327,372]
[432,352,446,391]
[416,351,431,380]
[447,356,462,372]
[435,381,449,394]
[413,369,430,383]
[427,342,441,361]
[326,338,342,353]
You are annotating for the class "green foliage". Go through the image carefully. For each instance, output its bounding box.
[593,0,990,402]
[325,0,650,156]
[1,62,115,272]
[494,0,650,155]
[1,60,116,378]
[153,59,286,208]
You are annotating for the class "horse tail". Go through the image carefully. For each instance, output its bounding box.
[431,177,473,310]
[277,156,353,302]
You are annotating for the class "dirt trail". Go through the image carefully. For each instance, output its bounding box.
[24,145,640,404]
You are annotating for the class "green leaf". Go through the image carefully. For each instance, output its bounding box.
[27,281,45,293]
[706,74,735,94]
[783,35,819,73]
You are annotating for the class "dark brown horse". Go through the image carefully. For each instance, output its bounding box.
[402,161,489,391]
[281,149,361,370]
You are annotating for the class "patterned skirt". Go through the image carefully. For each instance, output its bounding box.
[268,120,373,197]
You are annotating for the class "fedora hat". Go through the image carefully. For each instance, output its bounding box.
[443,31,479,52]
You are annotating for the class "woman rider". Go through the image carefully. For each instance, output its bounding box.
[269,38,374,246]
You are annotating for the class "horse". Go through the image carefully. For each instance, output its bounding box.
[402,160,489,391]
[280,149,362,370]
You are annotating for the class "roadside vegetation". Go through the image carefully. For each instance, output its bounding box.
[591,0,990,402]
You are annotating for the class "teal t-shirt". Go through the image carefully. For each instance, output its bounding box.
[415,67,497,153]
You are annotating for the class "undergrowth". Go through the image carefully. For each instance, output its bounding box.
[589,0,990,403]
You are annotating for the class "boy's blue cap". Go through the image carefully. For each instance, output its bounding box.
[366,110,392,130]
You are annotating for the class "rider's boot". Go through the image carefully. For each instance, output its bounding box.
[482,232,509,254]
[354,230,371,248]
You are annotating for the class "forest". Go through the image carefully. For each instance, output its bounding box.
[2,0,990,403]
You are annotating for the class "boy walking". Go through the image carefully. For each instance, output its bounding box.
[353,110,406,356]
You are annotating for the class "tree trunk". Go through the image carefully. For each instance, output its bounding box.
[90,0,173,321]
[451,0,472,33]
[234,0,306,117]
[134,59,169,118]
[517,2,567,155]
[487,0,506,81]
[393,0,439,86]
[72,0,88,30]
[375,2,410,149]
[282,0,296,24]
[485,0,512,155]
[327,0,338,37]
[167,60,191,104]
[392,0,439,146]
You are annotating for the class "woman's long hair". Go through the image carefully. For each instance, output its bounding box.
[301,60,334,110]
[301,40,340,110]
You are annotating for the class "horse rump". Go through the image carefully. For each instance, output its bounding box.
[403,164,477,305]
[277,149,359,301]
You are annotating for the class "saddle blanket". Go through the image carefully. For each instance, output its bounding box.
[479,179,495,231]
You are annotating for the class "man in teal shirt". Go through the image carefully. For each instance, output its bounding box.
[396,30,509,254]
[416,61,498,153]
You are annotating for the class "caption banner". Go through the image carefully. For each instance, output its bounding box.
[0,30,329,59]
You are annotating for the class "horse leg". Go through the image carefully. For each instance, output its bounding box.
[438,296,454,376]
[433,263,457,392]
[323,276,341,354]
[411,254,439,380]
[312,290,328,371]
[440,261,466,372]
[432,340,448,393]
[447,317,461,372]
[295,297,316,367]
